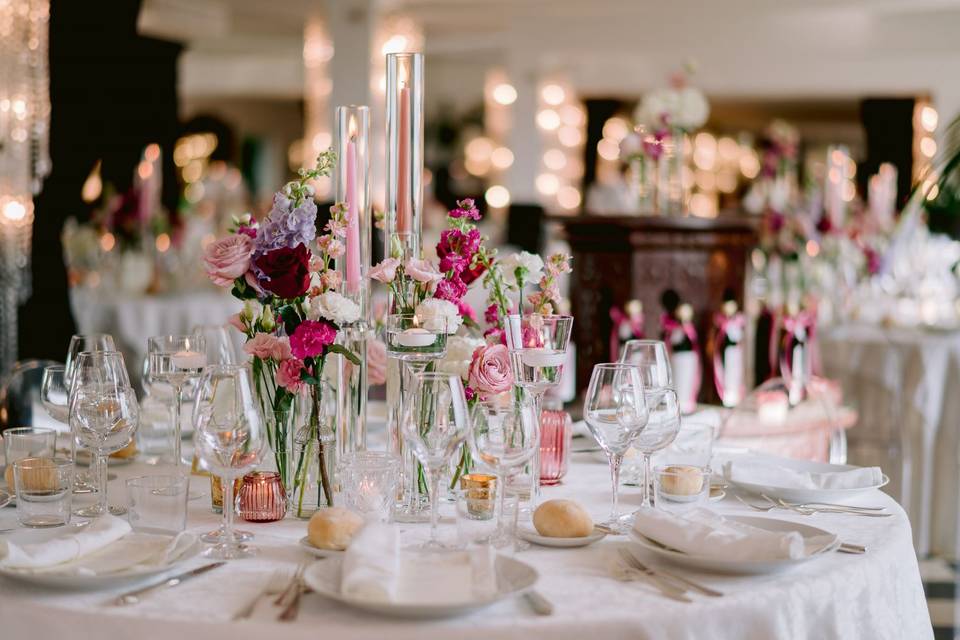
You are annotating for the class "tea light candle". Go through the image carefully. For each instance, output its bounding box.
[659,464,704,496]
[520,348,565,367]
[460,473,497,518]
[171,350,206,370]
[397,327,434,348]
[237,471,287,522]
[757,390,789,426]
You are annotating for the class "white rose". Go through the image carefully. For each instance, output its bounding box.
[310,291,361,325]
[438,335,484,380]
[415,298,463,334]
[500,251,544,288]
[674,87,709,130]
[635,89,676,129]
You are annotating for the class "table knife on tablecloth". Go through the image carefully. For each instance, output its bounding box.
[112,562,226,605]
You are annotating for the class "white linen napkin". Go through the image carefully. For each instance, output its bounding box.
[722,458,883,490]
[340,524,400,602]
[632,507,835,561]
[0,515,132,570]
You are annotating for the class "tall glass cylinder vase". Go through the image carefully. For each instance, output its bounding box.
[656,128,689,216]
[335,105,371,458]
[384,52,424,265]
[290,381,337,519]
[629,156,656,214]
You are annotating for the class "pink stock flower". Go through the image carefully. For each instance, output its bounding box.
[448,198,481,221]
[457,299,477,322]
[290,320,337,359]
[464,386,476,402]
[368,258,400,283]
[366,338,388,386]
[309,255,324,273]
[244,333,290,361]
[276,358,305,393]
[405,258,443,285]
[468,344,513,398]
[484,304,500,327]
[434,277,467,303]
[320,270,342,291]
[227,313,245,333]
[327,240,345,258]
[325,216,347,238]
[204,234,254,287]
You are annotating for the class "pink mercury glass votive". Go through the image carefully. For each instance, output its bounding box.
[539,402,572,485]
[237,471,287,522]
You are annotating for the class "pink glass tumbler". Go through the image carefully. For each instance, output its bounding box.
[539,406,572,485]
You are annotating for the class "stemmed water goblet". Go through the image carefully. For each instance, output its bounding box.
[401,371,469,549]
[634,387,682,508]
[193,364,265,559]
[385,313,448,522]
[619,339,673,389]
[583,363,649,531]
[63,334,117,490]
[68,351,139,518]
[469,398,539,547]
[503,313,573,507]
[146,335,207,469]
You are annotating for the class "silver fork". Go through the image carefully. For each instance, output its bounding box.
[764,495,892,518]
[277,565,311,622]
[621,549,723,597]
[617,548,691,603]
[234,569,292,620]
[734,494,779,512]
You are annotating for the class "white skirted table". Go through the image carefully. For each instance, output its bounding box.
[0,450,931,639]
[821,323,960,558]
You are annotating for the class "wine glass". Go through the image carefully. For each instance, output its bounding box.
[619,339,673,389]
[68,351,139,518]
[469,398,539,547]
[64,334,116,490]
[146,335,206,469]
[634,387,682,508]
[583,363,649,531]
[401,371,469,549]
[503,313,573,507]
[191,324,239,366]
[193,364,265,559]
[41,365,69,424]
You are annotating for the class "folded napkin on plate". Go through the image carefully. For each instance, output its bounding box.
[340,524,400,602]
[633,507,835,561]
[722,458,883,490]
[0,515,131,570]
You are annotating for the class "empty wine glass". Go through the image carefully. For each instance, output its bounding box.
[583,363,649,531]
[64,334,116,490]
[68,351,139,518]
[619,339,673,389]
[147,335,206,468]
[193,364,265,559]
[41,365,69,424]
[401,372,469,549]
[191,324,239,366]
[634,387,682,508]
[469,398,539,547]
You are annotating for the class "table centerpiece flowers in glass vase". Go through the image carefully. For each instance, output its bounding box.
[203,150,361,515]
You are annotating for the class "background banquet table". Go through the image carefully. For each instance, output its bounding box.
[821,323,960,558]
[0,446,931,639]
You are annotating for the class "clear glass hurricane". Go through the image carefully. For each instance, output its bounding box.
[64,334,117,491]
[401,371,469,549]
[193,364,265,559]
[583,363,649,531]
[146,335,207,469]
[68,351,139,518]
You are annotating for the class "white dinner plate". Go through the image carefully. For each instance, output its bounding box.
[725,457,889,503]
[629,515,840,574]
[298,536,346,558]
[517,526,606,548]
[303,554,538,619]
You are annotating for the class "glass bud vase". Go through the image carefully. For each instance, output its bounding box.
[656,128,689,216]
[289,381,337,519]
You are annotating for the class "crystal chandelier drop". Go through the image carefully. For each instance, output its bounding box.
[0,0,51,373]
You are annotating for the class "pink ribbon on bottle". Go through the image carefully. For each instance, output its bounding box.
[661,313,701,402]
[779,310,817,383]
[713,312,745,402]
[609,306,645,360]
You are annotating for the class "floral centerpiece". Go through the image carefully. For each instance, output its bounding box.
[203,150,360,515]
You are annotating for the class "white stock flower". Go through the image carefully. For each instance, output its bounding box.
[634,87,709,131]
[438,335,485,380]
[310,291,361,325]
[415,298,463,334]
[500,251,544,288]
[674,87,709,130]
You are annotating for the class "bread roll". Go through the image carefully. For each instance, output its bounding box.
[533,499,594,538]
[659,465,704,496]
[111,439,137,459]
[307,507,364,550]
[7,457,58,492]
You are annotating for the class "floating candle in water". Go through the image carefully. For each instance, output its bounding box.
[171,350,206,370]
[521,349,566,367]
[756,390,789,426]
[396,327,434,348]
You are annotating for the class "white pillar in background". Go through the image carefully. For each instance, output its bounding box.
[506,61,541,205]
[326,0,373,111]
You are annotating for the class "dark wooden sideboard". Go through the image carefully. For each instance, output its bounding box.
[555,212,759,403]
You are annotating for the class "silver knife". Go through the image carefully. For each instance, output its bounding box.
[523,590,554,615]
[112,562,226,605]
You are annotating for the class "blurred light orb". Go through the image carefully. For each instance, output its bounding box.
[491,146,514,169]
[558,126,583,147]
[491,83,517,106]
[2,201,26,221]
[541,84,565,106]
[100,232,116,252]
[920,136,937,158]
[465,136,495,161]
[557,185,581,209]
[381,35,408,55]
[841,181,856,202]
[717,170,737,193]
[543,149,567,171]
[560,104,585,126]
[144,144,160,162]
[536,173,560,195]
[602,117,629,142]
[596,138,620,161]
[718,137,739,161]
[689,193,717,218]
[926,183,940,201]
[536,109,561,131]
[740,151,761,179]
[485,185,511,208]
[155,233,171,253]
[920,106,938,132]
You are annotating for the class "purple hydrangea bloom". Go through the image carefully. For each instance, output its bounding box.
[252,193,319,282]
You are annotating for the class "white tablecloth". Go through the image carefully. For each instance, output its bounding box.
[0,449,931,639]
[821,323,960,558]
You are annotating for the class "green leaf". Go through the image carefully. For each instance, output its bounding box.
[328,343,361,365]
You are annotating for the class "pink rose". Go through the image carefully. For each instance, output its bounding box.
[368,258,400,283]
[227,313,245,333]
[367,338,387,386]
[244,333,290,361]
[290,320,337,359]
[204,234,254,287]
[276,358,305,393]
[405,258,442,285]
[468,344,513,397]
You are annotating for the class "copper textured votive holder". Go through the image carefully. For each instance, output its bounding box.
[237,471,287,522]
[460,473,497,518]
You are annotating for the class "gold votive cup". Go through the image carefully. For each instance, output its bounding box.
[210,475,243,514]
[460,473,497,518]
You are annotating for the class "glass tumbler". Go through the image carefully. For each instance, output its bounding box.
[340,451,400,522]
[14,457,73,527]
[539,403,572,485]
[126,475,189,534]
[653,464,711,512]
[3,427,57,489]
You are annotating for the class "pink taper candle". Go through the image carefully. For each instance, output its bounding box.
[396,85,411,234]
[345,132,361,295]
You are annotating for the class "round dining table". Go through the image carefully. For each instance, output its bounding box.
[0,445,932,640]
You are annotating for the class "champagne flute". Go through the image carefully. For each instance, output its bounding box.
[193,364,265,559]
[147,335,206,468]
[583,363,648,531]
[68,351,139,518]
[619,339,673,389]
[469,398,539,547]
[401,371,469,549]
[634,387,682,508]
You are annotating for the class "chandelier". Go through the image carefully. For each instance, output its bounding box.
[0,0,51,374]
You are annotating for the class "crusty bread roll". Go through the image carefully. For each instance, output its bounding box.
[307,507,364,550]
[533,499,594,538]
[6,457,58,492]
[110,439,137,459]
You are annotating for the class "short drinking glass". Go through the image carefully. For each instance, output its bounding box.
[14,457,73,527]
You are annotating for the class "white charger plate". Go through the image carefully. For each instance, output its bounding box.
[629,515,839,574]
[304,554,538,619]
[726,457,889,503]
[298,536,346,558]
[517,526,605,548]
